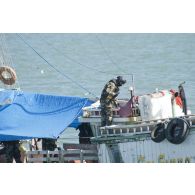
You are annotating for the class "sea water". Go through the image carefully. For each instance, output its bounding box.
[2,33,195,143]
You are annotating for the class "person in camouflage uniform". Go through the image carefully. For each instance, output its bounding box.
[2,140,22,163]
[100,76,126,127]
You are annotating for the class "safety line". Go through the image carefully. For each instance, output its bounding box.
[16,34,97,98]
[40,34,131,76]
[0,34,21,89]
[95,34,127,74]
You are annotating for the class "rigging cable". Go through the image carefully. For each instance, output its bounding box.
[39,34,131,76]
[95,35,136,93]
[39,35,111,75]
[94,34,128,74]
[0,34,8,66]
[0,34,21,89]
[0,35,6,89]
[3,34,21,89]
[16,33,97,98]
[94,34,136,93]
[39,34,135,94]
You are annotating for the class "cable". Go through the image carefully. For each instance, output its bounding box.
[16,33,97,98]
[2,34,21,89]
[94,34,127,74]
[95,35,135,92]
[39,34,131,76]
[0,34,21,89]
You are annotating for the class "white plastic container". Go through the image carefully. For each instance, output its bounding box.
[139,90,173,121]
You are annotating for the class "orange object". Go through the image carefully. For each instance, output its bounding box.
[170,89,183,108]
[175,96,183,108]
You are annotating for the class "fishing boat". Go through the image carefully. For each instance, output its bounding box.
[1,34,195,163]
[79,82,195,163]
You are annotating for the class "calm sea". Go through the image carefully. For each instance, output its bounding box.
[1,33,195,143]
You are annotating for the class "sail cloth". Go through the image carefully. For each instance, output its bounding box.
[0,90,93,141]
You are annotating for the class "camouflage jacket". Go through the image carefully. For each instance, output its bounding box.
[100,79,119,107]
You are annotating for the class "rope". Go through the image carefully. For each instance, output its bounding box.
[0,34,8,66]
[37,33,137,99]
[2,34,21,89]
[0,35,9,89]
[39,34,130,76]
[39,34,136,95]
[16,33,97,98]
[94,34,128,74]
[0,34,21,89]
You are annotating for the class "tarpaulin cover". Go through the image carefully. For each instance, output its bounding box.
[0,90,93,141]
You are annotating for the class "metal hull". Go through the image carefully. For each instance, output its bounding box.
[96,129,195,163]
[79,107,195,163]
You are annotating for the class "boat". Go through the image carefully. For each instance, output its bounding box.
[0,34,95,163]
[1,34,195,163]
[79,82,195,163]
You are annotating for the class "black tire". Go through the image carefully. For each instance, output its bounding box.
[165,118,190,144]
[151,123,166,143]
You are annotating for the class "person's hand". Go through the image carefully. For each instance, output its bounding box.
[113,92,119,98]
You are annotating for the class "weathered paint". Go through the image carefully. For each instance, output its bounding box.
[97,131,195,163]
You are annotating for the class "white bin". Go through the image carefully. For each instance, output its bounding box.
[139,90,173,121]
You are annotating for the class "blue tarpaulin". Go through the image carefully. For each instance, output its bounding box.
[0,90,93,141]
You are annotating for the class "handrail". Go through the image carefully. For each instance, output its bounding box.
[26,149,98,163]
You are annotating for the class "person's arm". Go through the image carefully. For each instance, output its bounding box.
[106,82,119,97]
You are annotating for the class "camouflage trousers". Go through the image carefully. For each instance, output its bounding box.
[3,141,22,163]
[100,105,113,127]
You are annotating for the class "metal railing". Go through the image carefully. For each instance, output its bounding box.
[26,144,98,163]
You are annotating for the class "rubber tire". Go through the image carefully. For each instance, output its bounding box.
[165,118,190,144]
[151,123,166,143]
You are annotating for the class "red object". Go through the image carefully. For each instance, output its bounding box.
[175,96,183,108]
[170,89,183,108]
[118,99,133,117]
